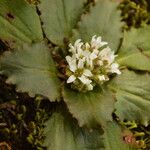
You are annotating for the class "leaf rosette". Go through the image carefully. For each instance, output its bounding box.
[0,0,150,149]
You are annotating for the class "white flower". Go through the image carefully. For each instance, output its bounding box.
[74,39,83,49]
[99,47,115,65]
[90,51,98,60]
[87,84,93,90]
[77,57,85,69]
[98,75,105,81]
[97,60,103,66]
[78,75,92,84]
[67,75,76,83]
[83,69,93,77]
[85,42,90,50]
[65,35,121,92]
[66,56,77,72]
[93,49,99,55]
[83,50,91,58]
[91,35,108,49]
[86,58,93,69]
[69,39,83,56]
[110,63,121,75]
[69,43,76,54]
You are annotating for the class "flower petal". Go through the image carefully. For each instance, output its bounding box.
[78,75,92,84]
[98,75,106,81]
[90,52,97,60]
[83,69,93,77]
[69,43,76,54]
[78,58,85,69]
[67,75,76,83]
[99,47,115,64]
[110,63,121,74]
[86,84,93,90]
[85,42,90,50]
[65,56,72,63]
[91,35,107,49]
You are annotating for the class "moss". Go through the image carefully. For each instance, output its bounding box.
[119,0,150,30]
[0,76,50,150]
[119,120,150,149]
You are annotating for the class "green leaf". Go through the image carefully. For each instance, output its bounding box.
[0,42,60,101]
[43,111,104,150]
[38,0,85,46]
[117,26,150,71]
[62,86,115,128]
[0,0,43,48]
[109,69,150,126]
[103,122,135,150]
[73,0,122,51]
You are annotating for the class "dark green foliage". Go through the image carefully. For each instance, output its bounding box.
[0,76,49,150]
[120,0,150,29]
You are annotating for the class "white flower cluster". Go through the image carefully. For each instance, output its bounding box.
[65,35,121,92]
